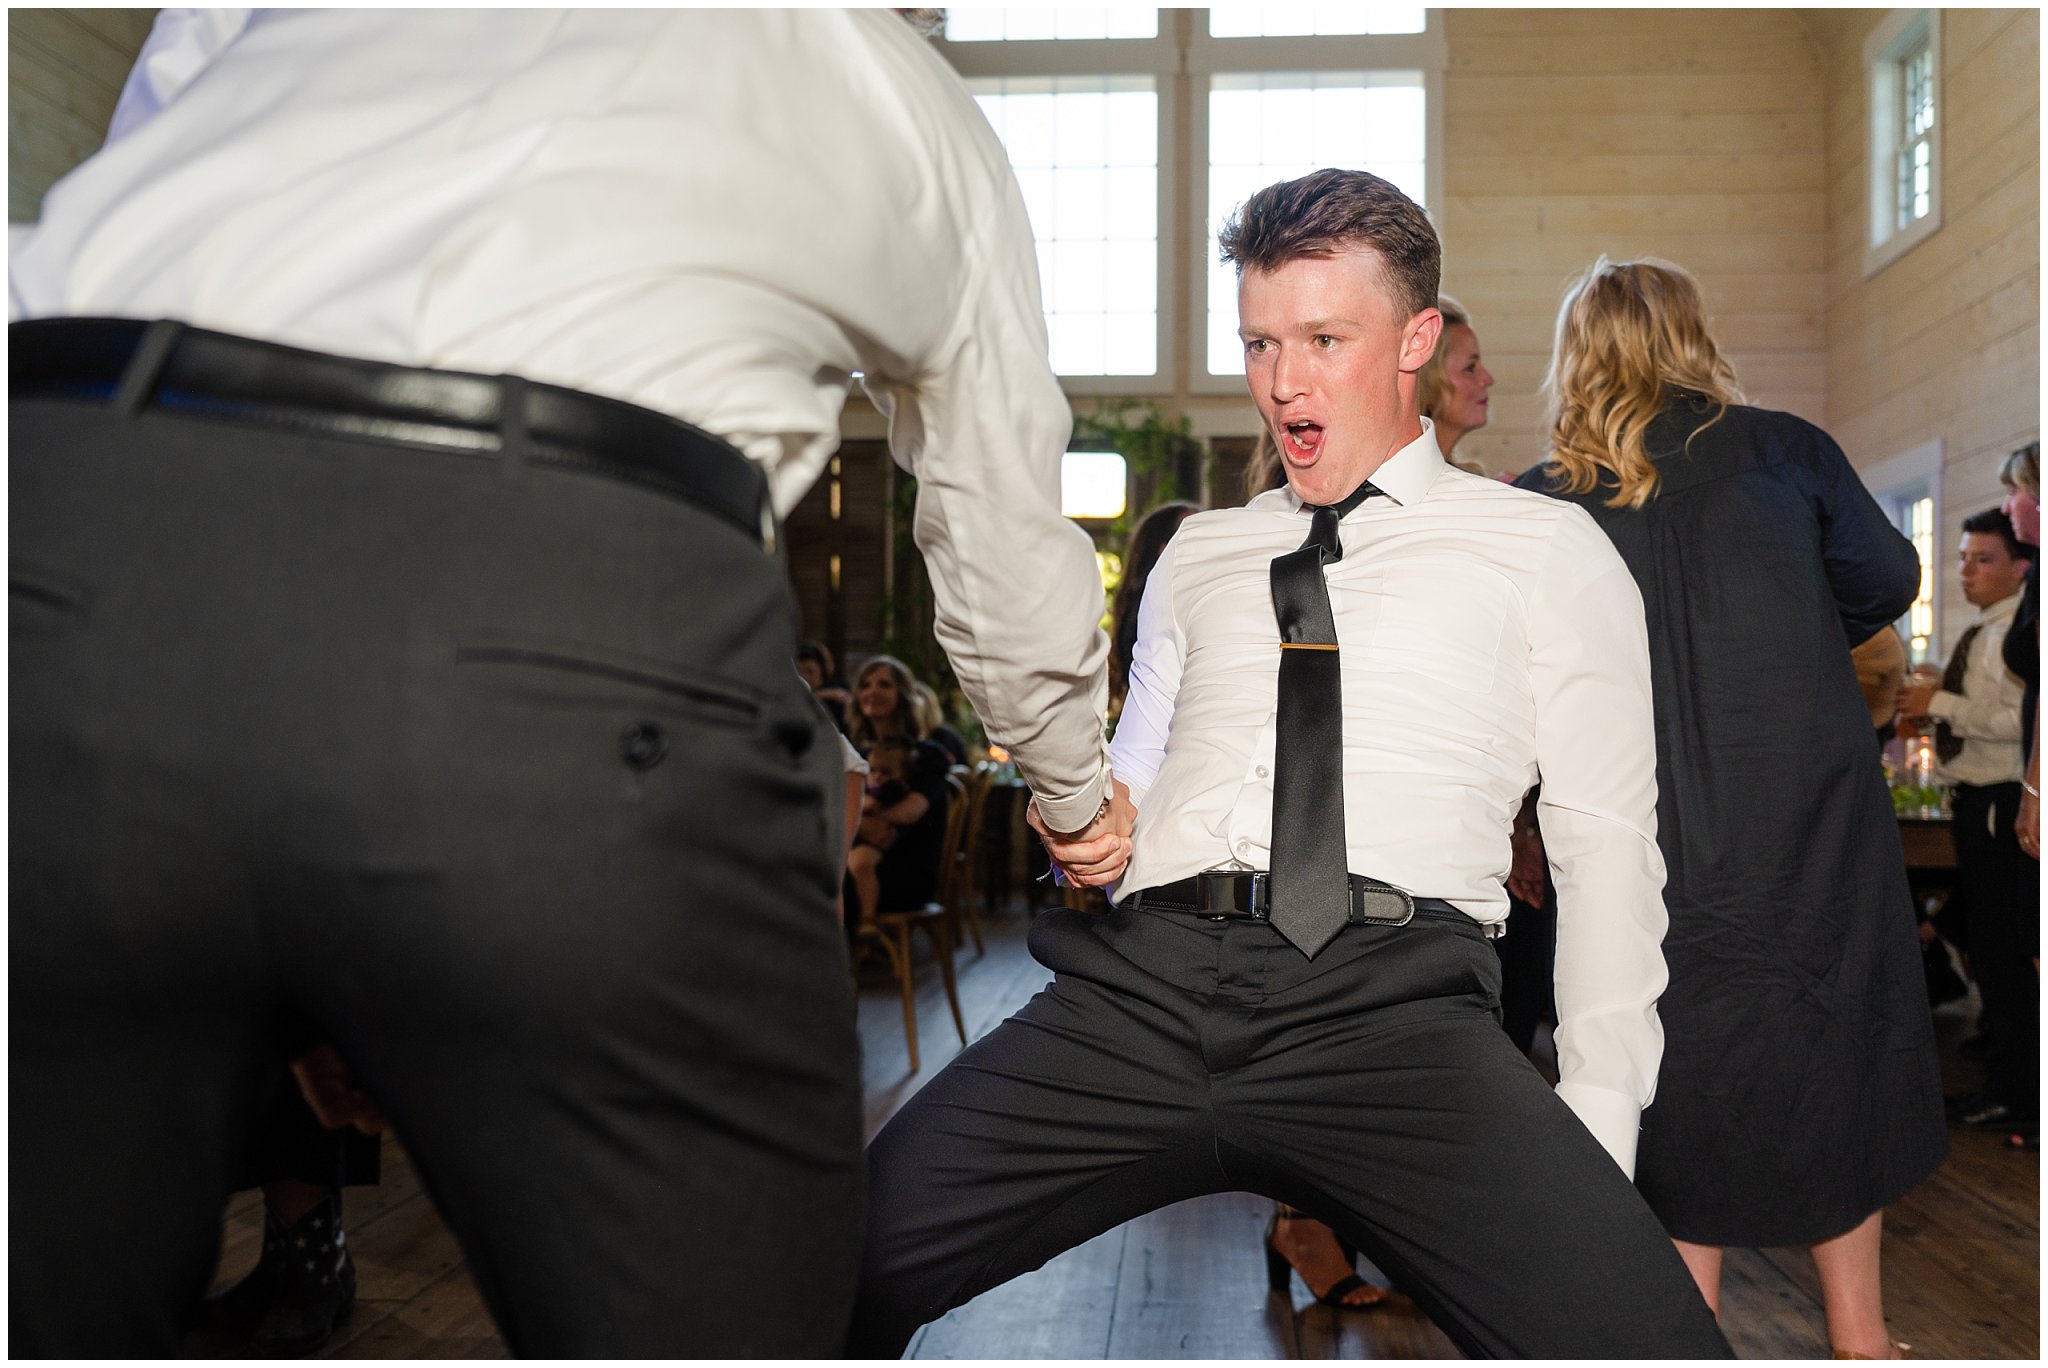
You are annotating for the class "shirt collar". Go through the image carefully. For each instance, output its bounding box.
[1271,417,1447,516]
[1975,589,2023,625]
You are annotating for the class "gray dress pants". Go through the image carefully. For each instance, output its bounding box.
[11,381,862,1357]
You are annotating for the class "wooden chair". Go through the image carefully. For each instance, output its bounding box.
[853,773,969,1073]
[947,762,998,956]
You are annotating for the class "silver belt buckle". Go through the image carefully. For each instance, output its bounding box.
[1195,869,1250,918]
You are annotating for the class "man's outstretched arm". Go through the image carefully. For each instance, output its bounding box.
[1527,506,1669,1179]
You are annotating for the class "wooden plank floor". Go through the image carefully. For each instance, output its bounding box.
[188,899,2038,1359]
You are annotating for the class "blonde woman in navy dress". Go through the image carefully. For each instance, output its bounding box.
[1517,258,1945,1359]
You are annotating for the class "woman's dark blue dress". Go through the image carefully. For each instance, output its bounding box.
[1518,394,1946,1245]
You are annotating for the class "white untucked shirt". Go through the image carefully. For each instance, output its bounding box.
[9,7,1113,831]
[1110,421,1670,1175]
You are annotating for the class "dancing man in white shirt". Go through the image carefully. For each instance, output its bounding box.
[849,170,1730,1358]
[10,10,1126,1357]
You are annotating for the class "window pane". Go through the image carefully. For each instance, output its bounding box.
[1053,239,1108,314]
[1906,45,1934,137]
[1049,313,1107,376]
[971,75,1160,376]
[1103,313,1155,372]
[948,7,1159,41]
[1103,165,1157,239]
[1104,89,1159,166]
[1208,4,1425,36]
[1906,496,1935,650]
[1104,241,1155,312]
[1207,71,1429,375]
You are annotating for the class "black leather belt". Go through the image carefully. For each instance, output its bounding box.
[1125,870,1486,933]
[9,317,776,552]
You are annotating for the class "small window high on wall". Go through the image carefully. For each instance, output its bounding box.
[1864,9,1942,277]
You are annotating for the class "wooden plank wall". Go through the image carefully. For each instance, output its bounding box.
[1806,7,2040,661]
[8,8,156,222]
[1433,8,1828,478]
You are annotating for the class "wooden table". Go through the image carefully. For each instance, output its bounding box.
[1898,816,1958,871]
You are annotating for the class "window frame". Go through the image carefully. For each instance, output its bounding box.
[1862,9,1943,280]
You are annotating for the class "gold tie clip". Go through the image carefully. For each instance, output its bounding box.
[1279,642,1339,651]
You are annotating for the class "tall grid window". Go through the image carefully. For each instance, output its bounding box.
[1208,5,1424,36]
[1904,494,1935,661]
[1896,41,1935,230]
[947,8,1159,41]
[970,76,1160,377]
[1206,71,1426,376]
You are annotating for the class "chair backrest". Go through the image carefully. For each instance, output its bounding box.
[934,772,970,906]
[957,763,996,901]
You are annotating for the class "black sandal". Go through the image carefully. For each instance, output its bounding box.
[1264,1210,1388,1309]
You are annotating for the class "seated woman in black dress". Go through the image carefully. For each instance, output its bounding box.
[848,655,924,757]
[846,741,952,924]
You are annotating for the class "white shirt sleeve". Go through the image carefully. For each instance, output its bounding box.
[862,169,1112,835]
[1109,540,1186,810]
[1526,505,1670,1178]
[105,9,252,143]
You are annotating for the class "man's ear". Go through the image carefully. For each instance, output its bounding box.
[1397,307,1443,375]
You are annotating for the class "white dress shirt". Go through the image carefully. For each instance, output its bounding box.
[1931,590,2026,788]
[1110,421,1669,1175]
[10,8,1112,831]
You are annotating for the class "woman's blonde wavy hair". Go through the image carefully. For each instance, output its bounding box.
[1413,294,1471,425]
[1542,257,1744,509]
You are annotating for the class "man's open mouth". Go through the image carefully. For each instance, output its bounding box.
[1284,420,1324,458]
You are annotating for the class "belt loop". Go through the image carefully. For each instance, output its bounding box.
[498,374,530,480]
[112,319,185,417]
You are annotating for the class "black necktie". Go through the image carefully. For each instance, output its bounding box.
[1934,622,1982,764]
[1268,481,1383,958]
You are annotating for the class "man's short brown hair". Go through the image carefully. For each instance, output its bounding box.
[1217,168,1441,321]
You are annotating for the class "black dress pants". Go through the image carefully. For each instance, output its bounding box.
[1952,782,2039,1111]
[850,903,1731,1359]
[10,390,862,1355]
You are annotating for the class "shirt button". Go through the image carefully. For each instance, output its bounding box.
[1236,839,1251,855]
[1255,765,1270,779]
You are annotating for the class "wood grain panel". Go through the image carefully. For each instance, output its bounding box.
[1811,4,2038,661]
[170,912,2036,1361]
[7,8,153,221]
[1448,31,1817,77]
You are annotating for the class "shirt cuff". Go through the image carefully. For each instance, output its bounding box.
[1553,1081,1642,1179]
[1928,690,1962,720]
[1031,762,1112,835]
